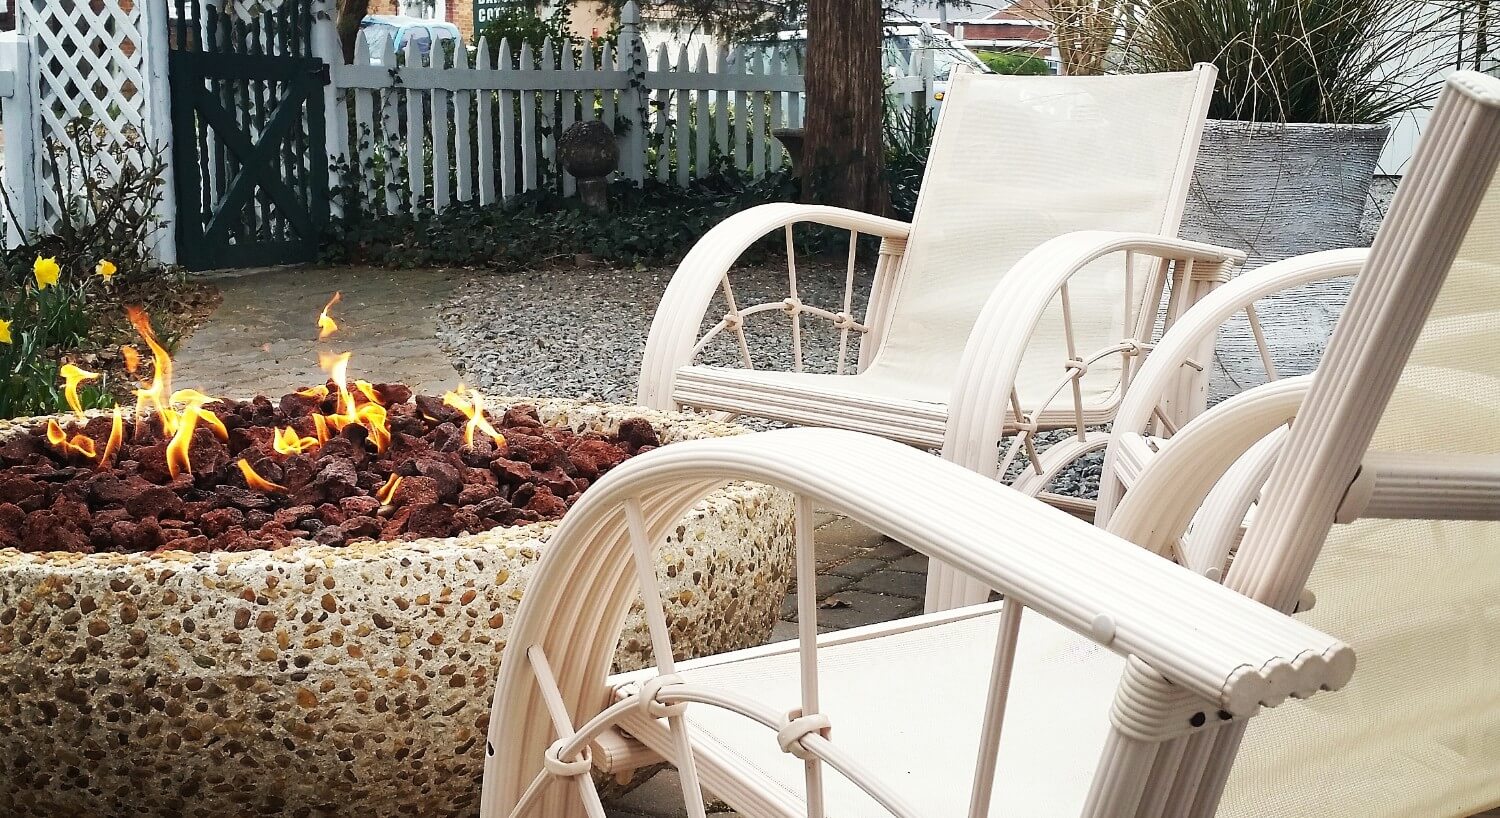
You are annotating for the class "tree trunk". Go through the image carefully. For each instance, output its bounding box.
[802,0,889,215]
[336,0,371,64]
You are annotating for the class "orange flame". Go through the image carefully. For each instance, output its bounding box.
[354,379,383,406]
[165,406,207,479]
[298,384,330,400]
[312,413,330,444]
[126,306,174,435]
[96,408,124,469]
[238,458,286,493]
[273,426,321,455]
[376,474,402,506]
[59,363,101,420]
[45,418,97,460]
[121,344,141,376]
[317,291,342,340]
[443,385,506,448]
[317,352,390,453]
[356,401,391,452]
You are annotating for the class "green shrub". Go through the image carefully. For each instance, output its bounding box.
[323,169,802,272]
[1122,0,1460,124]
[978,51,1052,75]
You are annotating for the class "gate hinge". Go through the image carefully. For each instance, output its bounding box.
[313,62,331,86]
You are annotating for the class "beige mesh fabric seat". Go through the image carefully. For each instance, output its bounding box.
[637,67,1246,612]
[476,72,1500,818]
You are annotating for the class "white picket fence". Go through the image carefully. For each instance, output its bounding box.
[332,1,934,214]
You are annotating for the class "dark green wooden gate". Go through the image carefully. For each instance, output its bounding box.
[168,0,329,270]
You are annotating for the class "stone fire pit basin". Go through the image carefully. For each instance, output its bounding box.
[0,398,795,818]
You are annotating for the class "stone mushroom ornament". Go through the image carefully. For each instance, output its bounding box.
[558,119,620,213]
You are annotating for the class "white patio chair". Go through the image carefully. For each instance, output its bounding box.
[478,71,1500,817]
[637,66,1245,612]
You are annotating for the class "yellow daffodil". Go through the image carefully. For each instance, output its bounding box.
[33,256,60,290]
[0,318,11,345]
[96,259,117,280]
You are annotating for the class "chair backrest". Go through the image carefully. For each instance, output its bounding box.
[1178,72,1500,817]
[862,67,1214,405]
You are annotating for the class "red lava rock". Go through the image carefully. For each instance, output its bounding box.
[524,489,568,519]
[490,459,535,486]
[0,476,44,506]
[0,386,649,554]
[373,383,412,405]
[502,406,544,429]
[0,433,43,464]
[457,484,500,505]
[405,503,454,538]
[388,476,436,508]
[413,459,463,502]
[616,418,661,452]
[340,516,383,540]
[198,507,244,537]
[338,496,380,517]
[414,394,461,425]
[279,392,323,418]
[126,486,184,520]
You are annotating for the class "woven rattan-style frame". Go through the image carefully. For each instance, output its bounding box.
[480,72,1500,818]
[637,66,1246,613]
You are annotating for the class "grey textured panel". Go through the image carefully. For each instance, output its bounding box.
[1181,121,1389,401]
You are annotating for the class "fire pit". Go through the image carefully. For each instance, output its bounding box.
[0,304,794,817]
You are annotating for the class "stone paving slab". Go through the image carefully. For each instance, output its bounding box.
[173,266,462,399]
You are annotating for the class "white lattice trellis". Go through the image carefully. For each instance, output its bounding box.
[13,0,176,261]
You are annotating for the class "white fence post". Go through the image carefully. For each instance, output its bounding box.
[140,0,178,265]
[0,32,39,247]
[619,1,647,184]
[311,0,347,218]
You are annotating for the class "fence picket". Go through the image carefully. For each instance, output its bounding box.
[499,39,518,200]
[693,45,709,180]
[561,39,579,196]
[431,48,453,211]
[351,33,375,207]
[600,41,617,162]
[379,34,400,215]
[476,38,496,205]
[653,44,670,182]
[404,37,428,212]
[540,38,558,193]
[731,46,749,172]
[751,51,766,177]
[768,51,784,171]
[673,44,690,186]
[454,45,474,205]
[520,41,538,192]
[714,46,729,169]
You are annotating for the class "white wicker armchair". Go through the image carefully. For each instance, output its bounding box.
[479,72,1500,818]
[637,66,1246,612]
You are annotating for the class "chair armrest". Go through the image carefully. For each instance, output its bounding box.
[639,204,912,410]
[942,230,1246,475]
[579,428,1355,716]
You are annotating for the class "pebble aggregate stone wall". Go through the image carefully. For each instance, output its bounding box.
[0,399,795,818]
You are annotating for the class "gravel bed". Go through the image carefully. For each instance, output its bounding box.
[433,257,1114,496]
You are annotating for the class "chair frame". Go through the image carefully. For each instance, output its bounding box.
[482,72,1500,818]
[637,67,1246,612]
